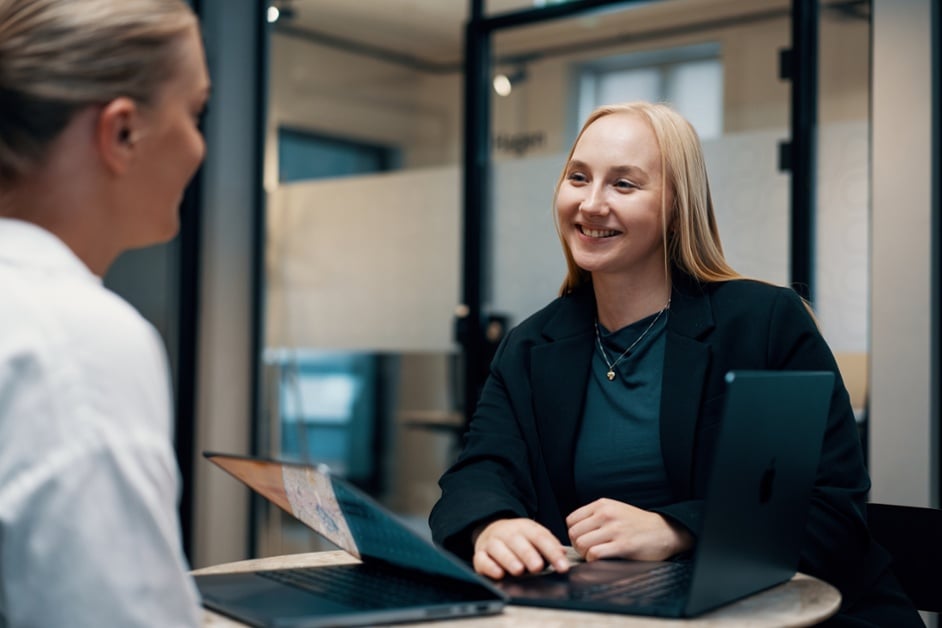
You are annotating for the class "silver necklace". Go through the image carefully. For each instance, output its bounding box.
[594,300,670,381]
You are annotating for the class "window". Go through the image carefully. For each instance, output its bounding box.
[276,351,383,492]
[577,43,723,139]
[277,127,401,183]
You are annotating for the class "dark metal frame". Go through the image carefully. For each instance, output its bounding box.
[174,0,204,562]
[787,0,818,303]
[933,0,941,507]
[247,0,270,558]
[459,0,819,420]
[174,152,201,560]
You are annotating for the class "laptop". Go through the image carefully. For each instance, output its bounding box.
[195,453,507,627]
[196,369,832,625]
[497,369,834,617]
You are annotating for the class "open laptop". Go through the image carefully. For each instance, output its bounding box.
[196,369,833,625]
[497,369,834,617]
[195,453,507,627]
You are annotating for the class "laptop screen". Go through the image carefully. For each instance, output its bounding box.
[207,454,488,586]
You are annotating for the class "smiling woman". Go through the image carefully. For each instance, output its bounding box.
[0,0,209,626]
[429,101,923,627]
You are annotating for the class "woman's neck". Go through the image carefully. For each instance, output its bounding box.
[3,173,117,277]
[592,270,672,331]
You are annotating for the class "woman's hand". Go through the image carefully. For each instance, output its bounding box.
[472,518,570,579]
[566,498,693,561]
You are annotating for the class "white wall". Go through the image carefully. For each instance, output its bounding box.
[267,122,872,353]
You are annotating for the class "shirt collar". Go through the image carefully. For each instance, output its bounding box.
[0,217,101,284]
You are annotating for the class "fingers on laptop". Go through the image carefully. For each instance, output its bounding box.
[473,518,569,579]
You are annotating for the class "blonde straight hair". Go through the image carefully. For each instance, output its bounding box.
[555,101,740,296]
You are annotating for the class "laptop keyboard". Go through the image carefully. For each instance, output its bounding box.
[573,561,692,610]
[258,563,485,609]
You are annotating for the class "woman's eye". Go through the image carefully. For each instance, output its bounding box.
[614,179,637,190]
[567,172,587,183]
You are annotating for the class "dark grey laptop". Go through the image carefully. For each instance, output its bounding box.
[498,369,834,617]
[195,453,507,627]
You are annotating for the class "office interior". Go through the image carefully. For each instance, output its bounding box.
[102,0,939,597]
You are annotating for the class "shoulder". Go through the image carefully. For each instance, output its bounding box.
[698,278,807,317]
[1,269,170,441]
[671,274,814,340]
[707,277,800,300]
[3,252,158,342]
[506,285,594,341]
[12,270,163,367]
[698,279,819,349]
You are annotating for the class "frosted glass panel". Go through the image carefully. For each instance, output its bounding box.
[701,129,790,286]
[266,124,867,355]
[265,168,461,352]
[490,153,569,323]
[815,120,869,353]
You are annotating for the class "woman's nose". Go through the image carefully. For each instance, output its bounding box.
[579,185,608,215]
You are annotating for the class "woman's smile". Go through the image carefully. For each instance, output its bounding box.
[578,225,621,238]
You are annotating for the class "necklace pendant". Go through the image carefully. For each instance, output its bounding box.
[606,370,616,381]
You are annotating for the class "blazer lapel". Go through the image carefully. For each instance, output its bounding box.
[660,274,714,498]
[527,277,716,511]
[530,288,595,517]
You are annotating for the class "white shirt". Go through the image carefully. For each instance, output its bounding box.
[0,218,201,627]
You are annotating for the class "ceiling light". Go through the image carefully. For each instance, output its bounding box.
[267,1,296,24]
[493,74,512,97]
[493,67,528,97]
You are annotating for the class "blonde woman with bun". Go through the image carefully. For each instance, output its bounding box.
[0,0,209,625]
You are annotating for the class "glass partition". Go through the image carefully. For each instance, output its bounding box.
[259,0,467,557]
[257,0,872,558]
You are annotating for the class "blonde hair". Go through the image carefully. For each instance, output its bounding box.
[555,101,740,295]
[0,0,196,184]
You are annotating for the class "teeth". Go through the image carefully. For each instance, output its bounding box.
[582,227,618,238]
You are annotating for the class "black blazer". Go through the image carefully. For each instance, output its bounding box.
[430,272,896,613]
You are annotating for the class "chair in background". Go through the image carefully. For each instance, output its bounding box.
[866,502,942,612]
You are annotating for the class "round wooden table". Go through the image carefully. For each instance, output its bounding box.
[195,550,841,628]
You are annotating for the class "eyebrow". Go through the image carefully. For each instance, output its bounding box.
[567,159,650,180]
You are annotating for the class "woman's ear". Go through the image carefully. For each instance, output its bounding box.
[96,97,139,174]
